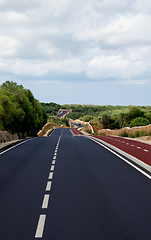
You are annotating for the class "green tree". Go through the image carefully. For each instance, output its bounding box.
[80,115,93,122]
[101,114,112,129]
[130,117,149,127]
[0,81,47,136]
[144,112,151,123]
[128,107,144,121]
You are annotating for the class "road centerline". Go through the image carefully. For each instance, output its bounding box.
[35,215,46,238]
[42,194,50,209]
[46,181,52,191]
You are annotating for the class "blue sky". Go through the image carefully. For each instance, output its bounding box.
[0,0,151,105]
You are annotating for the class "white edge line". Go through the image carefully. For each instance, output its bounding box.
[0,138,35,155]
[48,129,55,138]
[87,136,151,180]
[70,129,74,136]
[35,214,46,238]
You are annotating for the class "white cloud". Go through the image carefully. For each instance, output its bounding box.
[0,0,41,12]
[0,36,21,57]
[132,0,151,13]
[5,58,85,77]
[117,79,151,85]
[74,13,151,47]
[86,46,151,80]
[0,0,151,87]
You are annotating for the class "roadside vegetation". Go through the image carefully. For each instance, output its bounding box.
[2,82,150,139]
[47,116,69,128]
[0,81,47,137]
[42,103,151,128]
[42,103,151,138]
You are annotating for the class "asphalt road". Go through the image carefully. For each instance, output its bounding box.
[1,128,151,239]
[93,135,151,167]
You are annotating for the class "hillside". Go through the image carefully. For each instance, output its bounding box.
[42,103,151,129]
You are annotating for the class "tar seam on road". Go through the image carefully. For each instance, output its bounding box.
[35,134,61,238]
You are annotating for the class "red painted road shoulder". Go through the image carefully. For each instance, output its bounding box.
[71,128,84,135]
[93,135,151,167]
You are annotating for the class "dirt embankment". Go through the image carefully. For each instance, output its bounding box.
[96,124,151,145]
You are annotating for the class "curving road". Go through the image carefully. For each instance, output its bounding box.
[0,128,151,239]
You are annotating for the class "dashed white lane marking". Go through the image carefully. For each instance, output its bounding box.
[42,194,50,209]
[35,215,46,238]
[50,165,55,171]
[46,181,52,191]
[144,149,149,152]
[36,133,63,239]
[90,137,151,180]
[49,172,53,179]
[35,133,62,239]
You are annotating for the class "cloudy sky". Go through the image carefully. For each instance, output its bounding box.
[0,0,151,105]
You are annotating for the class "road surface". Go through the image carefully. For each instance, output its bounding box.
[93,135,151,167]
[69,121,84,128]
[0,128,151,239]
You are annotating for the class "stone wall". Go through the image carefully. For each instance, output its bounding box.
[0,131,19,144]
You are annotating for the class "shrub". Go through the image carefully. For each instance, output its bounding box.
[120,131,129,137]
[101,114,120,129]
[128,130,148,138]
[130,117,149,128]
[144,112,151,123]
[80,115,95,122]
[86,130,92,134]
[128,107,144,121]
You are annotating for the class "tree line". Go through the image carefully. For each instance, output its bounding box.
[0,81,47,137]
[42,103,151,129]
[100,107,151,129]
